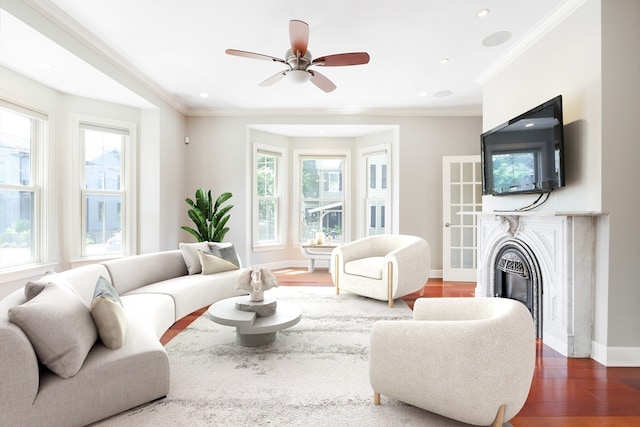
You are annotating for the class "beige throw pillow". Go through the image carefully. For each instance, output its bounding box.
[91,276,126,350]
[8,282,98,378]
[198,248,240,274]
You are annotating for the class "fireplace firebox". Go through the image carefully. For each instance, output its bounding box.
[493,239,542,338]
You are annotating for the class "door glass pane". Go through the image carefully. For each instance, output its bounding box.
[450,163,460,183]
[463,248,476,269]
[463,183,474,204]
[462,162,473,182]
[450,207,460,225]
[450,227,461,247]
[450,248,461,268]
[451,183,461,204]
[463,227,474,247]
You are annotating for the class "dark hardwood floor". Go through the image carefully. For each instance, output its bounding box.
[161,268,640,427]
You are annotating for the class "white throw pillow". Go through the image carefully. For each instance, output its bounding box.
[8,282,98,378]
[179,242,212,274]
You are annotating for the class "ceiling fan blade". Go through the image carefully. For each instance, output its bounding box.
[309,70,336,93]
[259,70,288,87]
[289,20,309,56]
[312,52,370,66]
[225,49,285,64]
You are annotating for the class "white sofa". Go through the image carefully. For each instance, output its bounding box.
[0,247,246,427]
[331,234,431,307]
[369,297,536,426]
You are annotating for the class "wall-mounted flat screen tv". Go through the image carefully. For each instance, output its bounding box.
[481,95,565,196]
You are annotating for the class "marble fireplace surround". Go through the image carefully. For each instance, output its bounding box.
[476,212,601,358]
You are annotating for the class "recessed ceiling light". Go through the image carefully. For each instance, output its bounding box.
[525,123,534,128]
[433,90,453,98]
[418,91,429,97]
[199,92,209,98]
[476,9,490,18]
[36,61,54,70]
[482,31,512,47]
[439,58,450,64]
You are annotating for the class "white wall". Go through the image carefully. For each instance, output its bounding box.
[483,0,640,365]
[482,1,602,213]
[600,0,640,362]
[185,115,482,273]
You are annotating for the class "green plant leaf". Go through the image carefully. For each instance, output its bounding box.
[180,226,204,242]
[182,189,233,243]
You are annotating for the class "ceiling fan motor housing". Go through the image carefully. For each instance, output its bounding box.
[286,49,313,70]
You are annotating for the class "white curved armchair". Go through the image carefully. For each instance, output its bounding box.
[331,234,430,307]
[369,297,536,426]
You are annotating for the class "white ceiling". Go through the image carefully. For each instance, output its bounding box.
[0,0,578,117]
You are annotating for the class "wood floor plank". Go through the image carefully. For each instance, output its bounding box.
[161,268,640,425]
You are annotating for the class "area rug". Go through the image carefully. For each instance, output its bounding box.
[93,287,509,427]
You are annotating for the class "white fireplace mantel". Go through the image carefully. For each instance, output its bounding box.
[476,211,603,358]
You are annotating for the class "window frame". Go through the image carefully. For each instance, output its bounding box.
[73,115,137,260]
[293,149,350,244]
[0,100,48,272]
[252,143,287,250]
[359,144,391,238]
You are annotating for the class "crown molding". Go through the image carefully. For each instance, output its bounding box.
[18,0,188,114]
[186,105,482,117]
[476,0,587,85]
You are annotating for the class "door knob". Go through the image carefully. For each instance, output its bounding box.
[444,223,450,228]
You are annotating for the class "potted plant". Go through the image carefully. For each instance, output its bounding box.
[181,188,233,242]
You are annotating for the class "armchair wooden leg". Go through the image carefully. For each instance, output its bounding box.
[491,404,506,427]
[373,392,381,405]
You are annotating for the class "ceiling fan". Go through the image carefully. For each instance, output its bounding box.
[225,20,370,92]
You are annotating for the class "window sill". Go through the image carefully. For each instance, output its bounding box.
[0,262,59,284]
[252,244,287,252]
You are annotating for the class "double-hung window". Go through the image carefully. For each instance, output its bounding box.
[297,154,347,243]
[253,145,285,247]
[80,122,134,257]
[363,147,390,236]
[0,102,46,270]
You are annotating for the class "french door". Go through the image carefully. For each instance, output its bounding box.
[442,155,482,282]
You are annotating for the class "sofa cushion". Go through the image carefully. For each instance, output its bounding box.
[179,242,212,274]
[91,276,126,350]
[344,256,385,280]
[198,248,240,274]
[8,282,98,378]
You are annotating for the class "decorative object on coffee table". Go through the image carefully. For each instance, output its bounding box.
[236,266,278,301]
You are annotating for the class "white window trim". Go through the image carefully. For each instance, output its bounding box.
[358,143,391,239]
[0,99,49,275]
[293,148,351,245]
[71,114,137,261]
[252,143,287,251]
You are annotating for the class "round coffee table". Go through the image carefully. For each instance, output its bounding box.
[206,295,301,347]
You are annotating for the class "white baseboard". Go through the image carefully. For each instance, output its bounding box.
[591,340,640,367]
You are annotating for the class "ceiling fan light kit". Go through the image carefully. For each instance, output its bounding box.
[226,19,370,92]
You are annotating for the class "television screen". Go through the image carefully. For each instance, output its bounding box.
[481,95,564,196]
